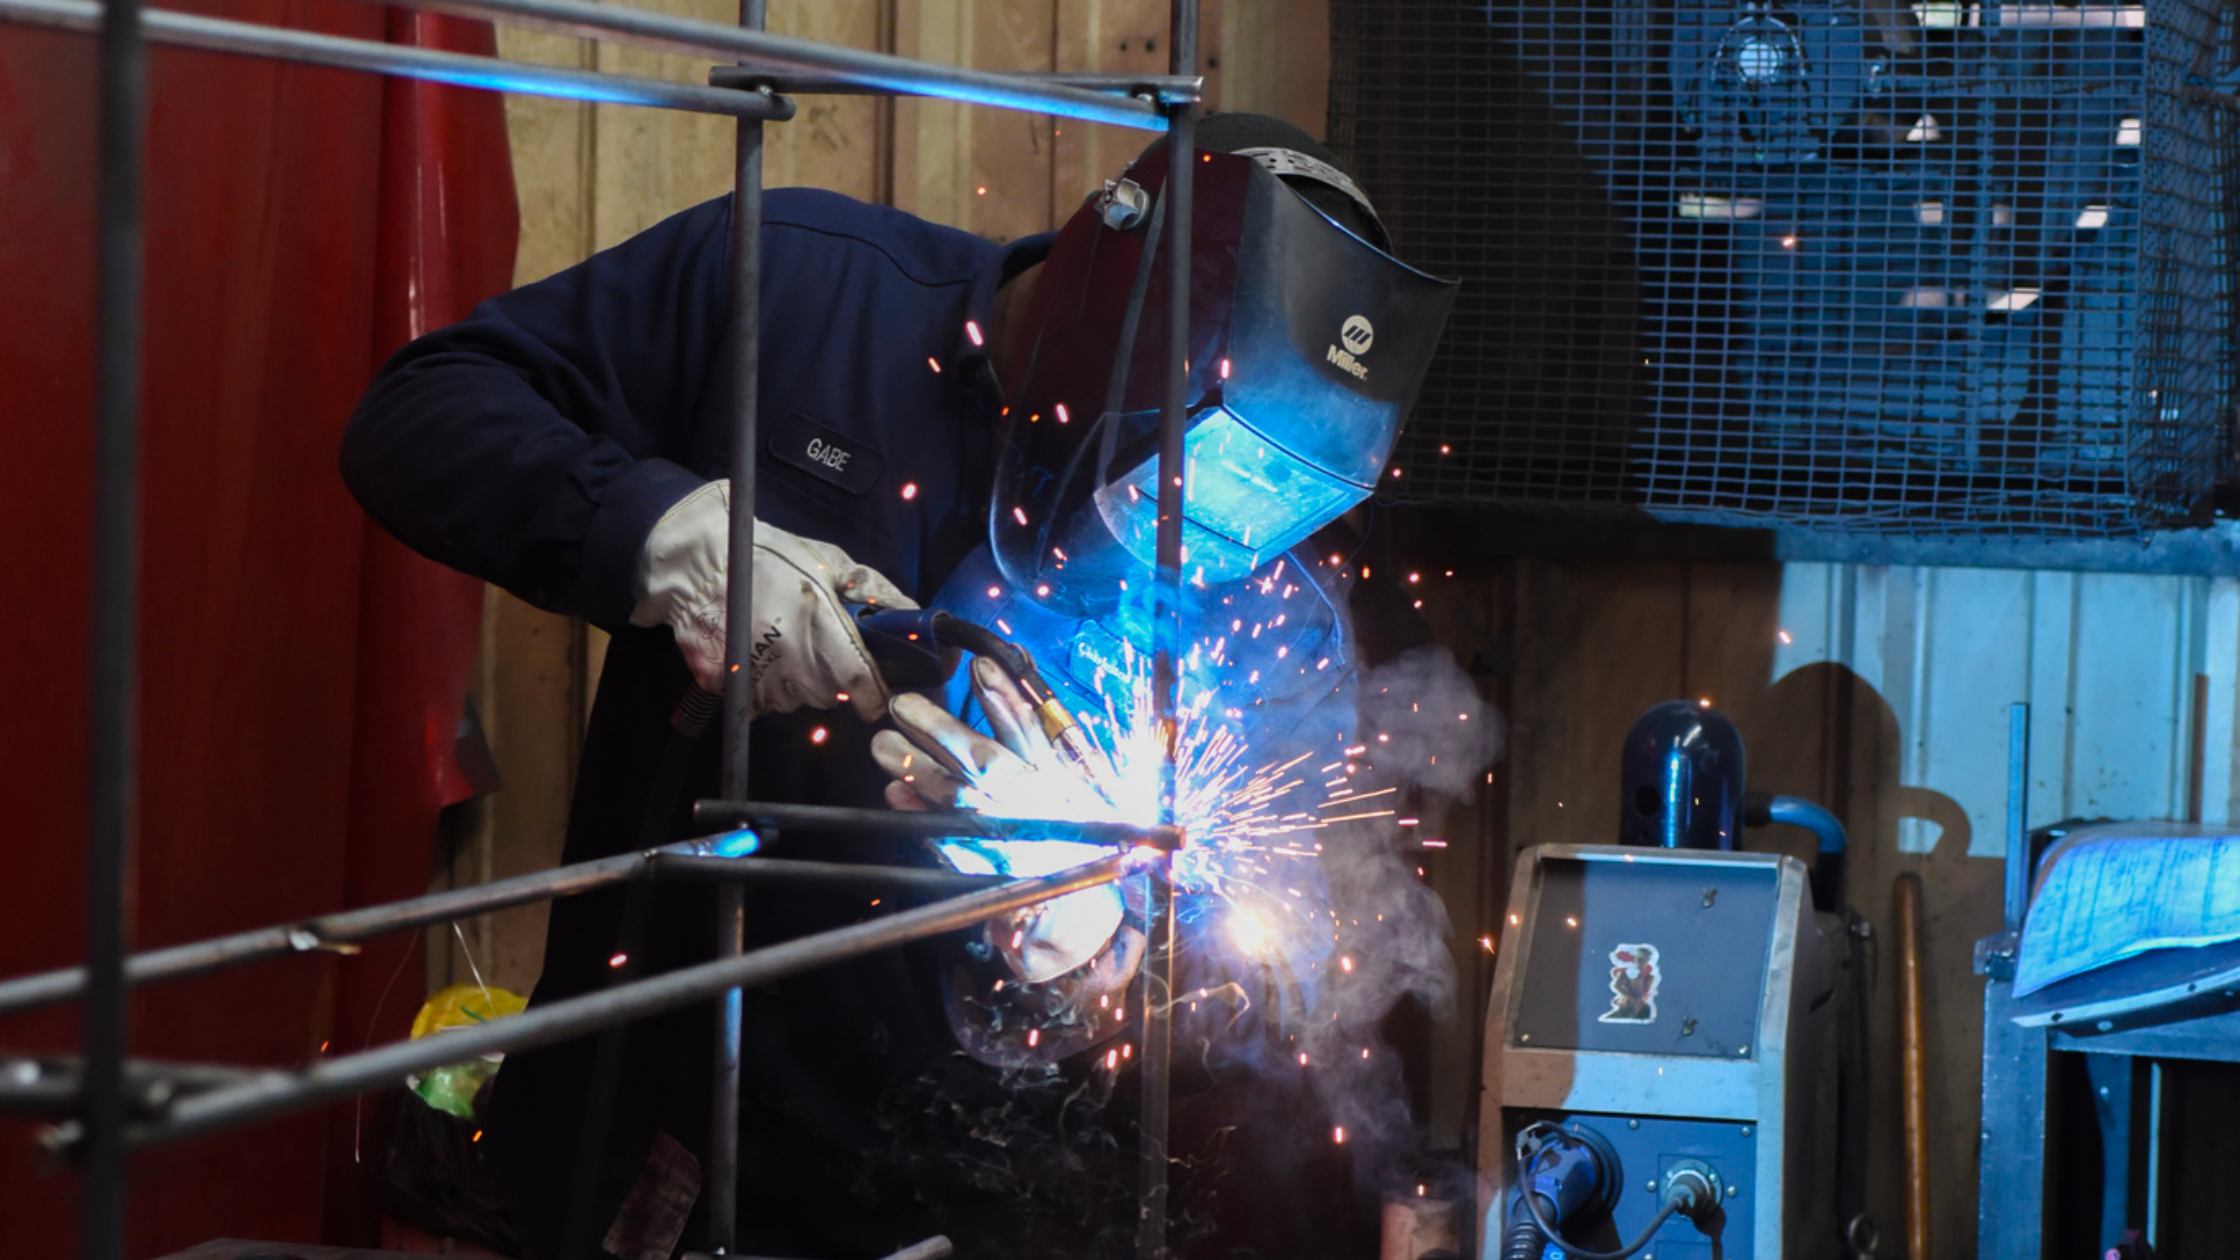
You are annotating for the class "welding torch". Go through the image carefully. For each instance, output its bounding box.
[854,606,1122,806]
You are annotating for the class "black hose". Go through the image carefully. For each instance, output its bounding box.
[1501,1209,1551,1260]
[1519,1193,1681,1260]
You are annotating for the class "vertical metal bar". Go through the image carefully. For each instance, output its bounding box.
[711,0,767,1249]
[2004,700,2031,932]
[85,0,150,1244]
[1137,4,1193,1256]
[1980,699,2045,1260]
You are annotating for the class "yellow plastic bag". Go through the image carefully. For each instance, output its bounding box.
[407,983,527,1119]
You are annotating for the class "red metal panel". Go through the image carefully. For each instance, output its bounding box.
[0,2,515,1252]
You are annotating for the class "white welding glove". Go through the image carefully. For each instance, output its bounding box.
[630,479,912,720]
[872,659,1124,984]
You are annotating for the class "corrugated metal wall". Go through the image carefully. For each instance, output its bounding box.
[1776,564,2240,852]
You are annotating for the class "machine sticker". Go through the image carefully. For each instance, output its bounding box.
[1599,942,1662,1024]
[769,410,885,496]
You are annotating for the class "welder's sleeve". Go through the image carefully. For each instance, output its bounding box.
[340,197,733,630]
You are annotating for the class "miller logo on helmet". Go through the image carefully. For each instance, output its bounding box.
[1340,314,1374,354]
[1327,314,1374,382]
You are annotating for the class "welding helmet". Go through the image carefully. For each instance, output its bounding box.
[989,119,1458,619]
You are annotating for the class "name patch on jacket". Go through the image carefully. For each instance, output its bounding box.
[770,411,884,496]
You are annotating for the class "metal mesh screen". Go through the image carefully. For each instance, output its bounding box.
[1331,0,2240,536]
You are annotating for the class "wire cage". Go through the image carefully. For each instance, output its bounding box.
[1331,0,2240,537]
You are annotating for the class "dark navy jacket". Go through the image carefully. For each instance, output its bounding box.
[345,189,1052,1259]
[346,189,1381,1260]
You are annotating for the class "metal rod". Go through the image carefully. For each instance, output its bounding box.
[0,1056,262,1119]
[1895,872,1931,1260]
[707,65,1200,103]
[693,799,1183,850]
[0,841,718,1016]
[2004,701,2031,932]
[652,854,1002,896]
[84,0,150,1233]
[710,4,767,1237]
[120,854,1131,1148]
[0,823,1125,1019]
[0,0,798,119]
[690,1236,953,1260]
[333,0,1168,129]
[1137,3,1195,1253]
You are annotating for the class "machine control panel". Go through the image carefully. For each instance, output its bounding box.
[1512,855,1779,1059]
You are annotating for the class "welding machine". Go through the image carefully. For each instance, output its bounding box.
[1475,845,1843,1260]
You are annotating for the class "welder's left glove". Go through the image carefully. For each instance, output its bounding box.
[872,659,1124,984]
[629,479,912,719]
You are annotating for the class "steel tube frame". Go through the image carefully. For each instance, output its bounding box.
[109,853,1130,1149]
[83,0,149,1238]
[709,0,769,1240]
[692,799,1182,849]
[0,836,1036,1018]
[0,0,798,118]
[1133,8,1195,1258]
[32,0,1202,1250]
[707,64,1200,104]
[341,0,1174,128]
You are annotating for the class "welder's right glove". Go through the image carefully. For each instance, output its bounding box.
[872,660,1124,985]
[629,479,911,719]
[872,657,1106,818]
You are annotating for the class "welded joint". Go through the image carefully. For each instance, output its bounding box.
[698,68,794,116]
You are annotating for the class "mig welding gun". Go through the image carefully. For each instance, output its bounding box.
[853,604,1121,806]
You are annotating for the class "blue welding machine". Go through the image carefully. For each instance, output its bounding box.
[1477,844,1842,1259]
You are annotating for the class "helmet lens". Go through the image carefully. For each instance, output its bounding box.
[1091,405,1365,584]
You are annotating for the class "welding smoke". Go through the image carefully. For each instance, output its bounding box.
[1295,642,1503,1189]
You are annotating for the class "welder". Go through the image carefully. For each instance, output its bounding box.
[342,111,1452,1259]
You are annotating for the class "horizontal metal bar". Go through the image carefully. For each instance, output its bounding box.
[0,0,797,119]
[349,0,1168,129]
[692,799,1182,850]
[116,852,1130,1147]
[0,841,723,1017]
[686,1236,953,1260]
[0,1056,263,1119]
[650,853,1003,895]
[709,64,1200,104]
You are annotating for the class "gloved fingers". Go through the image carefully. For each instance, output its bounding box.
[756,541,894,722]
[968,656,1052,766]
[885,693,1013,777]
[834,562,915,612]
[786,533,916,611]
[992,883,1127,984]
[883,779,931,812]
[1071,921,1146,1001]
[871,727,971,809]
